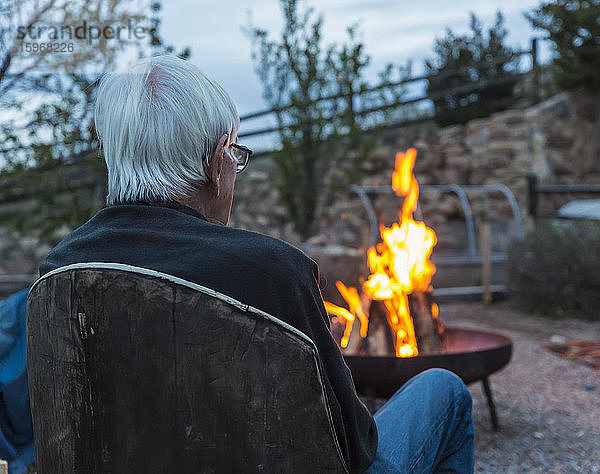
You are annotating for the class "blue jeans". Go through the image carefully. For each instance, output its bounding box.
[365,369,474,473]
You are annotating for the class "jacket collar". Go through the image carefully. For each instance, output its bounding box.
[112,199,209,222]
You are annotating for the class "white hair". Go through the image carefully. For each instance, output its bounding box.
[94,55,240,204]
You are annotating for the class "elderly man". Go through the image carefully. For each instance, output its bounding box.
[40,55,473,473]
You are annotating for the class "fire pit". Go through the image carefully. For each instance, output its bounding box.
[344,327,512,429]
[324,148,513,429]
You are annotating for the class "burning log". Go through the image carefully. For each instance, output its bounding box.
[363,293,442,357]
[345,317,365,355]
[325,148,444,359]
[365,300,394,356]
[408,291,441,355]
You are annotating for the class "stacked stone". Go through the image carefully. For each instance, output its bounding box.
[233,90,600,249]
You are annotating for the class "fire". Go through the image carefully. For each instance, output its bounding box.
[325,148,438,357]
[324,282,368,348]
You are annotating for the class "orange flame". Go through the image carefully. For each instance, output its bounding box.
[325,148,438,357]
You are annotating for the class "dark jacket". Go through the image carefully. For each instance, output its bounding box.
[40,201,377,473]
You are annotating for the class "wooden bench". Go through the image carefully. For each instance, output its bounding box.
[27,263,348,473]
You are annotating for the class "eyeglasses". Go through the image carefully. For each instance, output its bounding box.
[228,143,253,174]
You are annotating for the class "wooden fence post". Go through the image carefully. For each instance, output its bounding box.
[527,173,538,233]
[531,38,540,104]
[480,220,492,305]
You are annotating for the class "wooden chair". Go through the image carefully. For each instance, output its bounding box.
[26,263,348,473]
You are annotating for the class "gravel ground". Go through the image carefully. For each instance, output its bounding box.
[441,301,600,473]
[24,301,599,473]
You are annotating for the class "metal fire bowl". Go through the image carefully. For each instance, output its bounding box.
[343,327,512,399]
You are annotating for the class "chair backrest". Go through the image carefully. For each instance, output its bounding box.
[27,263,347,473]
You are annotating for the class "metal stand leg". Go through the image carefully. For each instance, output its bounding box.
[481,378,499,431]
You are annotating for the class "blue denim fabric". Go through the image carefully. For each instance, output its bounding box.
[0,287,34,474]
[365,368,474,474]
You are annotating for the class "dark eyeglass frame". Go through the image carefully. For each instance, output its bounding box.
[229,143,253,174]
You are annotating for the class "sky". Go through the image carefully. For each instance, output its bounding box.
[160,0,553,141]
[2,0,554,159]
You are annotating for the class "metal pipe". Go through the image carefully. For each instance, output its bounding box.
[354,185,478,256]
[445,184,478,257]
[353,183,526,254]
[534,184,600,194]
[349,185,379,246]
[432,253,507,265]
[453,184,524,240]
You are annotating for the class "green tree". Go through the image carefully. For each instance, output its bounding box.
[0,1,190,241]
[425,12,520,126]
[526,0,600,91]
[0,1,190,170]
[0,0,149,99]
[0,0,146,169]
[248,0,408,238]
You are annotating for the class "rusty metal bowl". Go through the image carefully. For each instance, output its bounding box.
[344,327,512,399]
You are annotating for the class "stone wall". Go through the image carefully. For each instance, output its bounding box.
[1,90,598,294]
[231,90,600,255]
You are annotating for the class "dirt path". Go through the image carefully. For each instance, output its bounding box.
[441,302,600,473]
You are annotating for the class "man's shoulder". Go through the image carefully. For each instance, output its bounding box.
[222,226,317,278]
[226,226,299,254]
[41,204,317,283]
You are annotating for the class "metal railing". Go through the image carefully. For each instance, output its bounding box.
[350,183,524,260]
[527,174,600,221]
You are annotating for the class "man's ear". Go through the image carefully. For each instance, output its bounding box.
[208,134,228,197]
